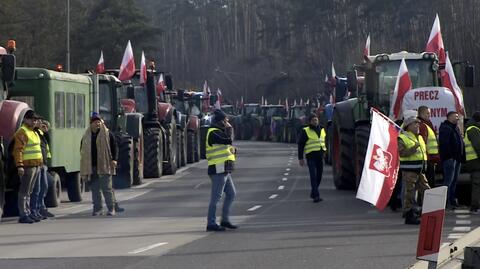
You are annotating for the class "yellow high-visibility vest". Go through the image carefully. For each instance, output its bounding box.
[303,126,326,154]
[425,124,439,155]
[205,127,235,166]
[464,126,480,161]
[398,131,427,169]
[20,125,43,161]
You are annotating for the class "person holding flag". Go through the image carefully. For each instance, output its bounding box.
[398,116,430,225]
[297,113,326,203]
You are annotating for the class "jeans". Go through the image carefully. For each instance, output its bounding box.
[307,157,323,199]
[207,173,236,226]
[30,165,48,215]
[90,174,115,212]
[442,159,461,206]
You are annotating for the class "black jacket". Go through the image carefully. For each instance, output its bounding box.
[297,124,324,161]
[438,120,465,162]
[207,122,234,175]
[35,129,50,165]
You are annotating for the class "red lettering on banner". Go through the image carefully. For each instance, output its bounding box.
[413,90,440,101]
[414,92,419,100]
[431,107,448,118]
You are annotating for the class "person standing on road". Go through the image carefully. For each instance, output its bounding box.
[439,111,465,209]
[80,112,117,216]
[417,106,440,189]
[13,110,43,224]
[205,109,238,232]
[30,119,55,219]
[398,116,430,225]
[297,113,326,203]
[464,111,480,213]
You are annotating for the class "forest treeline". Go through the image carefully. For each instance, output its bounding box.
[1,0,479,107]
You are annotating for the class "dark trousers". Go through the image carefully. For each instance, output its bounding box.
[425,162,436,188]
[307,157,323,199]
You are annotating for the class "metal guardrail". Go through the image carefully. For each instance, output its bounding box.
[409,227,480,269]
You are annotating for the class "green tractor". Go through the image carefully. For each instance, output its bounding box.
[234,103,262,140]
[331,51,474,190]
[259,105,287,142]
[285,105,308,143]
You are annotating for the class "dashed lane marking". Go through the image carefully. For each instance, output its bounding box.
[454,209,470,214]
[278,185,285,190]
[456,220,472,225]
[128,242,169,254]
[447,234,465,239]
[284,173,289,176]
[269,194,278,199]
[247,205,262,212]
[456,215,471,219]
[452,227,471,232]
[286,168,291,171]
[282,177,287,181]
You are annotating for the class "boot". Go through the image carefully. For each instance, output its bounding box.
[405,209,420,225]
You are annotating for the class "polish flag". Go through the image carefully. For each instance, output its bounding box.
[214,89,222,109]
[389,58,412,120]
[356,108,401,211]
[240,96,244,108]
[285,98,289,112]
[156,73,166,94]
[363,34,371,61]
[426,14,446,65]
[139,51,147,85]
[442,52,465,115]
[96,51,105,74]
[118,40,135,81]
[202,80,210,112]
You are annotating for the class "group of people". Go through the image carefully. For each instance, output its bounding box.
[12,111,123,224]
[397,107,480,225]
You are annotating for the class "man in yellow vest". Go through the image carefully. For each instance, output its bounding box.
[417,106,440,189]
[398,116,430,225]
[297,113,326,203]
[205,109,237,232]
[464,111,480,213]
[13,110,43,224]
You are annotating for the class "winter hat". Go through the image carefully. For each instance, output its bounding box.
[403,116,420,128]
[90,112,102,123]
[213,109,227,122]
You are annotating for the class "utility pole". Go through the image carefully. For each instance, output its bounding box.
[66,0,70,72]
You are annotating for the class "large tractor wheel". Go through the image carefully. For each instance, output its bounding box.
[200,127,208,159]
[163,123,178,175]
[194,131,201,162]
[332,114,356,190]
[114,135,134,189]
[180,128,187,167]
[45,171,61,207]
[354,122,371,187]
[325,122,333,165]
[133,136,144,185]
[187,130,197,164]
[242,120,253,140]
[66,171,84,202]
[143,127,163,179]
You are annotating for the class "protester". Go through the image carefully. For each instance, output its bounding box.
[30,119,54,219]
[417,106,440,189]
[80,112,117,216]
[205,109,238,232]
[439,111,464,209]
[464,111,480,213]
[13,110,43,223]
[297,113,326,203]
[398,116,430,225]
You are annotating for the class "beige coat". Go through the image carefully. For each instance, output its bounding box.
[80,125,115,178]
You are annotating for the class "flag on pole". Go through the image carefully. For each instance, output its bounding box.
[442,52,465,116]
[300,98,303,106]
[426,14,446,65]
[202,80,210,112]
[356,109,401,211]
[96,51,105,74]
[363,34,371,61]
[139,51,147,85]
[156,73,166,94]
[389,58,412,120]
[285,97,289,112]
[331,62,336,78]
[118,40,135,81]
[214,89,222,109]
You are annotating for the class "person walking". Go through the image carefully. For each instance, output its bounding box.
[417,106,440,189]
[13,110,43,223]
[297,113,326,203]
[464,111,480,213]
[439,111,465,209]
[205,109,238,232]
[398,116,430,225]
[80,112,117,216]
[30,119,55,219]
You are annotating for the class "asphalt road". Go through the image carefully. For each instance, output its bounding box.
[0,141,478,269]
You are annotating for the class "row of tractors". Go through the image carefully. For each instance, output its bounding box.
[0,45,212,217]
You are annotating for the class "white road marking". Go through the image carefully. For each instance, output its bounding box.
[454,209,470,214]
[282,177,287,181]
[441,243,450,248]
[287,163,292,166]
[286,168,291,171]
[447,234,464,239]
[456,215,471,219]
[128,242,168,254]
[194,181,207,189]
[284,173,289,176]
[278,185,285,190]
[247,205,262,212]
[269,194,278,199]
[452,227,471,232]
[456,220,472,225]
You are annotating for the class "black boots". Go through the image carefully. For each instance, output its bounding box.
[404,209,420,225]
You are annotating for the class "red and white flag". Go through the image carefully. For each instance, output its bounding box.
[442,52,465,115]
[118,40,135,81]
[139,51,147,85]
[363,34,371,61]
[390,58,412,120]
[156,73,166,94]
[214,89,222,109]
[285,97,289,112]
[202,80,210,112]
[426,14,446,65]
[356,109,401,211]
[96,51,105,74]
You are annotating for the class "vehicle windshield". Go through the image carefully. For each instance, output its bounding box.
[266,107,285,117]
[133,85,148,114]
[292,107,306,118]
[222,106,234,115]
[244,105,258,115]
[371,59,436,112]
[99,82,113,128]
